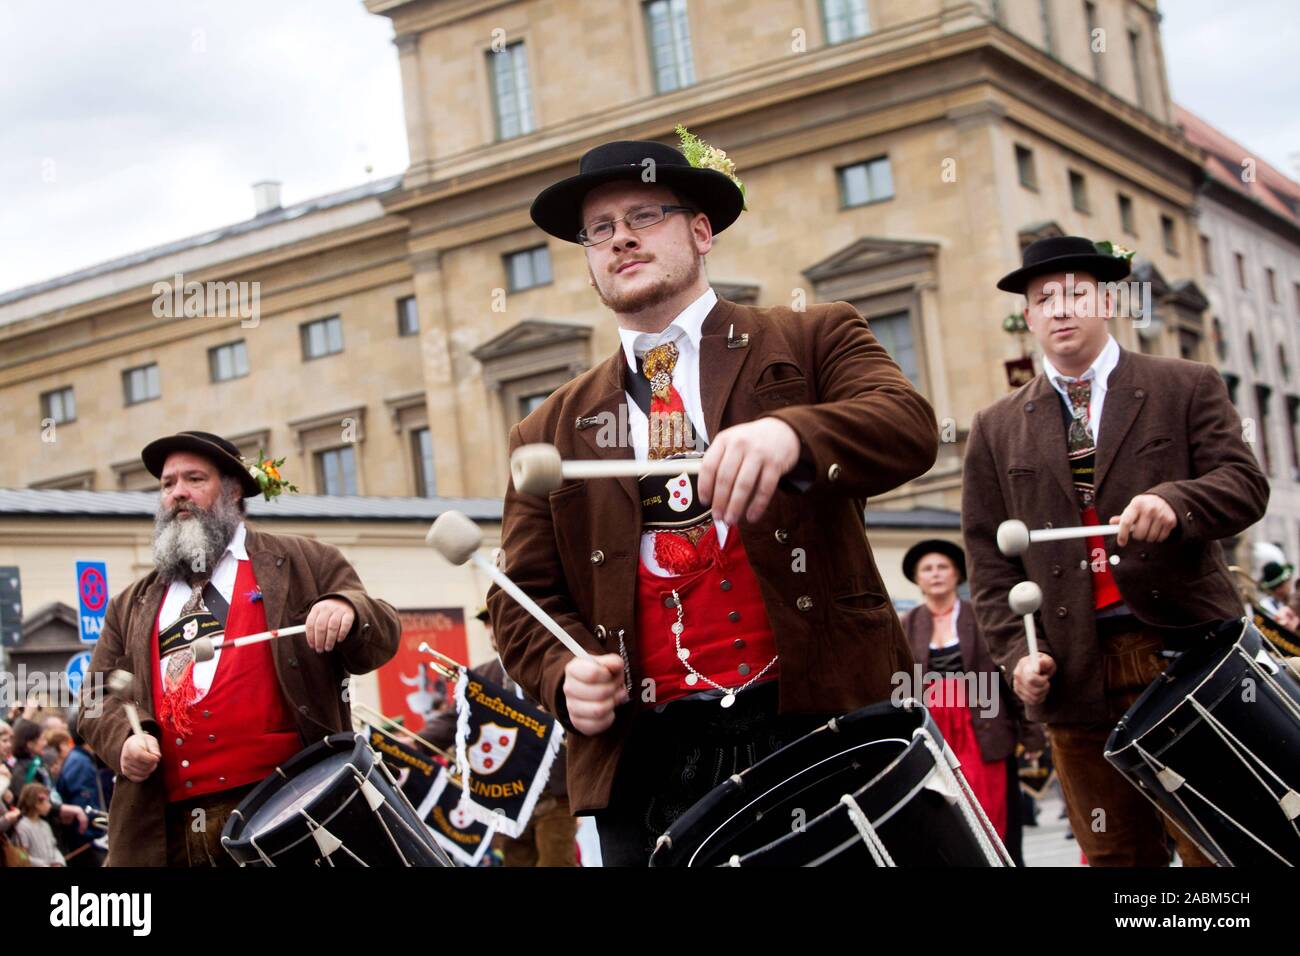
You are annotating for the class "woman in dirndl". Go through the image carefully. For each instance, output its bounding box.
[900,540,1044,865]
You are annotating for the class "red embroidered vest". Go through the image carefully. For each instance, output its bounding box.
[635,526,780,707]
[151,560,301,802]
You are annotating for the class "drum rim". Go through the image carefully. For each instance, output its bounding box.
[221,732,372,861]
[1104,618,1259,762]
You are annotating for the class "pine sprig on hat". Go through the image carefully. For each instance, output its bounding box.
[1094,240,1136,262]
[243,448,299,502]
[675,125,747,211]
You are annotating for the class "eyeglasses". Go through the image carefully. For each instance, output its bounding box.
[578,204,695,246]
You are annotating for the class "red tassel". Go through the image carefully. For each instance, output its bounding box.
[653,532,702,575]
[159,658,197,738]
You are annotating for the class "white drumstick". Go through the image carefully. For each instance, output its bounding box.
[1008,581,1042,660]
[190,624,307,664]
[426,511,594,660]
[106,670,146,738]
[511,442,700,496]
[997,519,1119,557]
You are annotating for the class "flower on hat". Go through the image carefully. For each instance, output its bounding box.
[1094,240,1136,262]
[243,448,299,502]
[675,125,747,211]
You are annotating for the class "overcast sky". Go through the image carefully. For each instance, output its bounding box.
[1,0,1296,295]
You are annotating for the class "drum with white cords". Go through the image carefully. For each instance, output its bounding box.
[648,699,1013,867]
[221,733,452,867]
[1105,617,1300,866]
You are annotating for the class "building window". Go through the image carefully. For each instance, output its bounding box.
[1256,384,1274,476]
[870,311,921,388]
[505,246,553,292]
[1161,215,1178,256]
[489,41,535,139]
[208,340,249,383]
[1015,145,1037,191]
[1038,0,1055,54]
[821,0,870,45]
[1288,396,1300,480]
[1212,317,1227,361]
[316,446,358,496]
[1235,253,1247,290]
[1084,1,1102,83]
[1200,235,1213,275]
[1280,345,1291,382]
[1294,282,1300,314]
[1128,29,1145,108]
[1266,267,1278,303]
[1222,371,1239,406]
[122,363,161,406]
[301,316,343,360]
[397,297,419,337]
[41,387,76,425]
[1116,193,1135,235]
[412,427,436,497]
[1068,169,1089,213]
[1248,331,1260,370]
[644,0,695,94]
[838,156,894,207]
[518,391,552,421]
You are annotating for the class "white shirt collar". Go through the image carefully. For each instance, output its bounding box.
[618,287,717,372]
[227,521,248,562]
[1042,334,1120,396]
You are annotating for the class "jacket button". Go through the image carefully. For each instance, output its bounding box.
[1025,402,1035,412]
[208,734,216,742]
[219,776,226,784]
[299,705,309,715]
[1185,512,1193,521]
[185,781,193,789]
[1140,551,1149,560]
[289,657,298,668]
[181,759,190,768]
[1078,560,1088,571]
[1151,590,1160,599]
[775,529,790,544]
[1134,388,1145,399]
[203,710,211,718]
[733,639,746,649]
[1056,607,1068,618]
[1044,522,1053,529]
[590,550,605,566]
[175,737,183,746]
[737,663,751,676]
[796,595,813,611]
[728,611,741,623]
[594,624,607,641]
[662,594,678,609]
[720,579,732,591]
[1051,565,1062,577]
[827,463,842,481]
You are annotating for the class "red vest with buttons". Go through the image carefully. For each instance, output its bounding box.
[151,559,301,803]
[635,526,780,707]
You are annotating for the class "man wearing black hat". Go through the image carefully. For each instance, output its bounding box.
[78,431,401,866]
[961,237,1268,865]
[490,136,937,864]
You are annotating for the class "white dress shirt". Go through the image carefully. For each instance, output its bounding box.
[156,521,248,699]
[616,287,728,574]
[1041,334,1120,440]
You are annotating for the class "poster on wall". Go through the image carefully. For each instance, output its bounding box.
[376,608,470,731]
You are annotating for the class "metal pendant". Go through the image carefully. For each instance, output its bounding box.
[685,673,699,686]
[720,692,736,709]
[677,647,690,660]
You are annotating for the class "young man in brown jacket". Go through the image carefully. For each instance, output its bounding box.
[962,237,1269,866]
[490,138,938,865]
[78,431,401,866]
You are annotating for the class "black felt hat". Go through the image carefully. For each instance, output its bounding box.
[530,139,744,244]
[902,539,967,585]
[141,431,261,498]
[997,235,1132,294]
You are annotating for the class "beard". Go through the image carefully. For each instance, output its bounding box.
[591,251,702,315]
[152,491,242,584]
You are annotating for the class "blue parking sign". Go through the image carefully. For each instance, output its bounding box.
[76,561,108,644]
[66,651,93,696]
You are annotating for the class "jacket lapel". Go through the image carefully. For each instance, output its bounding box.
[245,527,290,629]
[1093,349,1145,495]
[1024,374,1077,506]
[698,298,749,440]
[573,352,639,510]
[907,605,931,662]
[129,577,168,705]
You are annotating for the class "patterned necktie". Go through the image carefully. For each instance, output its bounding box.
[1057,377,1096,509]
[161,576,210,737]
[642,339,690,459]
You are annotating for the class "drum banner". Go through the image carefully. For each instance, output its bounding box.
[418,768,498,867]
[365,725,440,808]
[452,666,565,838]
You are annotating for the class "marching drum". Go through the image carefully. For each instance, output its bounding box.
[1105,618,1300,866]
[648,699,1012,867]
[221,732,452,867]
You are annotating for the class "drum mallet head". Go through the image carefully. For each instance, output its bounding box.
[191,637,216,663]
[510,443,564,496]
[1008,581,1043,616]
[996,519,1031,557]
[426,511,484,566]
[106,669,134,700]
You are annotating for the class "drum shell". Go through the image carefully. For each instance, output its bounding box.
[1105,619,1300,866]
[649,700,1001,867]
[221,732,449,867]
